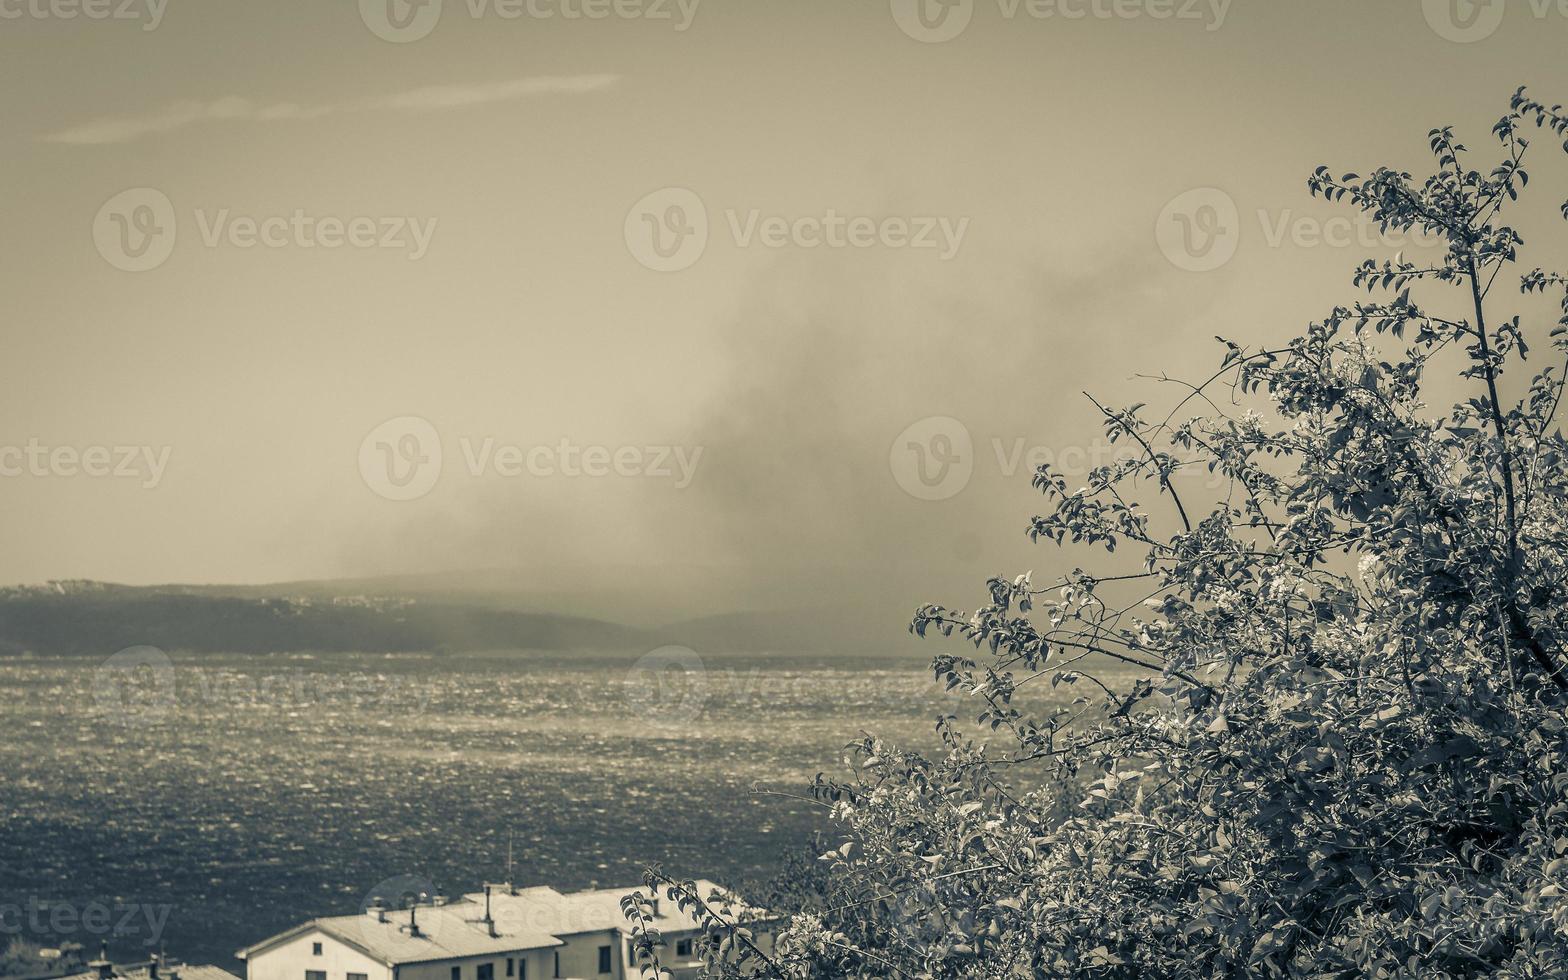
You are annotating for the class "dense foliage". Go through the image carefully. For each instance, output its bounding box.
[628,88,1568,978]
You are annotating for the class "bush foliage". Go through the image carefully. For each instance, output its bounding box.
[629,88,1568,978]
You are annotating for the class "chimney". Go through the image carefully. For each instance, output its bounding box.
[89,943,114,980]
[431,894,448,907]
[368,899,389,923]
[483,886,496,938]
[648,896,660,918]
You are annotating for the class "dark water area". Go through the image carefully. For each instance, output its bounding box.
[0,649,968,971]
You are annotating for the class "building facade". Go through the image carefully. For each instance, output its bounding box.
[237,882,767,980]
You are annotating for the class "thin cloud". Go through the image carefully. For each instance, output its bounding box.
[382,74,619,110]
[39,74,621,145]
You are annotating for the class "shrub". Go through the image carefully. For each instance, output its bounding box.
[629,86,1568,979]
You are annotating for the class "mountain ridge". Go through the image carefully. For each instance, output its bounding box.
[0,577,916,657]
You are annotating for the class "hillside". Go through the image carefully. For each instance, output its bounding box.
[0,579,921,657]
[0,581,649,656]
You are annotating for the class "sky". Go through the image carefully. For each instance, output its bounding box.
[1,0,1565,619]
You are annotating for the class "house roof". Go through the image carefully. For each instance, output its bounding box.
[236,901,563,966]
[481,880,766,938]
[238,881,769,966]
[55,963,239,980]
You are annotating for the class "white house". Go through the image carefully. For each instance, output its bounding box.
[236,882,770,980]
[58,950,240,980]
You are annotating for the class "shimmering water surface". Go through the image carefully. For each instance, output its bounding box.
[0,650,1125,970]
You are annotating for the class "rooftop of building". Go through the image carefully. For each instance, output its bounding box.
[236,880,765,967]
[477,880,742,938]
[52,954,239,980]
[273,900,564,966]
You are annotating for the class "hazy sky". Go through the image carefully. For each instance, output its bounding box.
[2,0,1565,614]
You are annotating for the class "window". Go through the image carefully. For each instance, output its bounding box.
[676,939,693,958]
[305,971,325,980]
[451,967,461,980]
[518,961,526,980]
[505,960,513,978]
[311,944,323,957]
[597,946,611,974]
[552,952,560,978]
[477,965,493,980]
[348,973,367,980]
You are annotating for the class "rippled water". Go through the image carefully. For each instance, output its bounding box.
[0,649,982,969]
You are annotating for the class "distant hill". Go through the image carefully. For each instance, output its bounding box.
[0,581,649,656]
[0,578,922,657]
